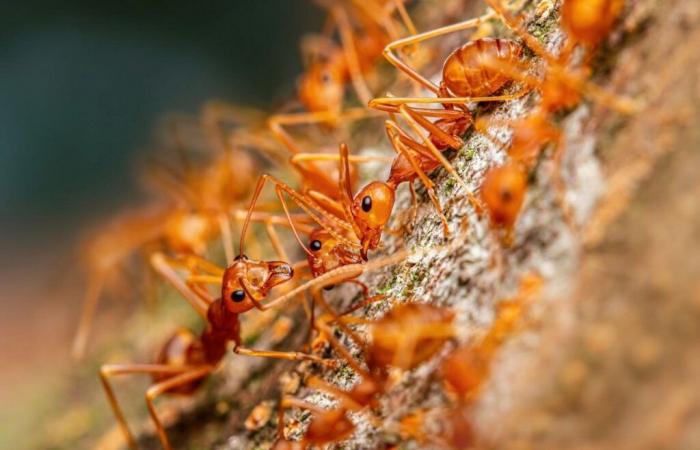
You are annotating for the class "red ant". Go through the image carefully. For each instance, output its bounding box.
[98,254,327,450]
[243,143,395,262]
[366,11,537,233]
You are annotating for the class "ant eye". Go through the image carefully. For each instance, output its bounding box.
[310,240,322,251]
[361,196,372,212]
[320,72,332,84]
[234,254,247,261]
[230,290,246,302]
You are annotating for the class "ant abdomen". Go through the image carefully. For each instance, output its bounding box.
[442,38,523,98]
[153,329,206,394]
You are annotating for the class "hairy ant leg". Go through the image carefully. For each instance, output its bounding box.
[233,345,332,366]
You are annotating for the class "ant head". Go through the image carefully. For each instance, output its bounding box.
[351,182,395,259]
[480,163,528,230]
[298,63,344,114]
[306,228,362,278]
[221,257,294,314]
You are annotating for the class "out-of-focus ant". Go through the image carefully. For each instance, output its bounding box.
[438,273,543,448]
[297,0,416,114]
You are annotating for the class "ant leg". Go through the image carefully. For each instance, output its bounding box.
[150,253,210,318]
[340,292,386,316]
[399,105,483,215]
[268,108,371,155]
[217,213,234,265]
[231,209,316,235]
[99,364,204,450]
[172,253,225,276]
[265,219,291,263]
[145,366,213,450]
[402,104,469,149]
[385,120,450,235]
[307,189,347,219]
[382,12,497,93]
[338,143,363,237]
[311,290,366,350]
[339,279,386,314]
[290,153,393,164]
[244,174,359,252]
[483,0,555,63]
[330,5,372,104]
[313,317,373,382]
[234,345,335,366]
[369,79,533,109]
[390,0,417,35]
[72,275,106,359]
